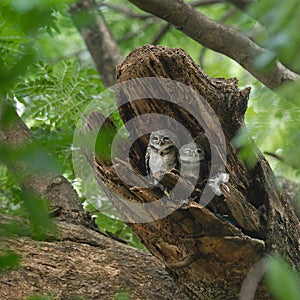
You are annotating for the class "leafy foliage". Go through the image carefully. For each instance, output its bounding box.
[248,0,300,73]
[265,255,300,300]
[15,59,105,172]
[0,0,146,249]
[0,0,76,94]
[0,166,23,215]
[244,0,300,180]
[94,213,147,251]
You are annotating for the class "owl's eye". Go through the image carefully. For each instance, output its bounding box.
[152,136,159,142]
[184,149,191,154]
[163,137,170,143]
[197,149,203,154]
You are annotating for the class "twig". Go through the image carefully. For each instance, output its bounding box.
[199,7,237,66]
[190,0,226,6]
[152,23,172,45]
[118,19,158,43]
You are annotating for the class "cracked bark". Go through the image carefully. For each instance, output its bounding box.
[0,215,188,300]
[86,45,300,299]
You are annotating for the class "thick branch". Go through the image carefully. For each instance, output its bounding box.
[0,215,188,300]
[128,0,299,89]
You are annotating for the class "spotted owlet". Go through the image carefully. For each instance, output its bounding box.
[145,129,179,185]
[179,142,205,178]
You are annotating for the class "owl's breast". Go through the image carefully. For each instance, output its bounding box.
[148,151,168,174]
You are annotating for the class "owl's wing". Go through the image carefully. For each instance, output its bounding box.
[145,146,151,175]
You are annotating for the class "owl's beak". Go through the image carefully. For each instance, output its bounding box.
[192,152,196,158]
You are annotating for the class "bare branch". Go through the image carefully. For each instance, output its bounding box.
[151,23,172,45]
[118,19,157,43]
[128,0,299,89]
[131,0,230,51]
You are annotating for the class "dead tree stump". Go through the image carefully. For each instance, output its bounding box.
[86,45,300,299]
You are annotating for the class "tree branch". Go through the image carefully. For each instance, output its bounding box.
[199,7,237,66]
[128,0,299,89]
[0,215,188,300]
[151,23,172,45]
[118,19,157,43]
[70,0,123,87]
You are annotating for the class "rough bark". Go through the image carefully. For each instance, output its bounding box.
[86,45,300,299]
[70,0,123,87]
[128,0,299,89]
[0,215,188,300]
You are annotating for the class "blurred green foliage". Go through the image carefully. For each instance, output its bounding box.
[0,249,20,271]
[265,255,300,300]
[248,0,300,73]
[26,296,55,300]
[0,1,300,297]
[244,0,300,180]
[114,290,131,300]
[94,213,147,251]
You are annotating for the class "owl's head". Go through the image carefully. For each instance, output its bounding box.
[149,129,179,150]
[179,142,205,162]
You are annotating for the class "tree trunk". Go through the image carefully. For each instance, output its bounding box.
[86,45,300,299]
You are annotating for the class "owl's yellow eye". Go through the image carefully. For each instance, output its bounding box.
[163,137,170,143]
[184,149,191,154]
[152,136,159,142]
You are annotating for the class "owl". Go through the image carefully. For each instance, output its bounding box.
[145,129,179,185]
[179,142,205,178]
